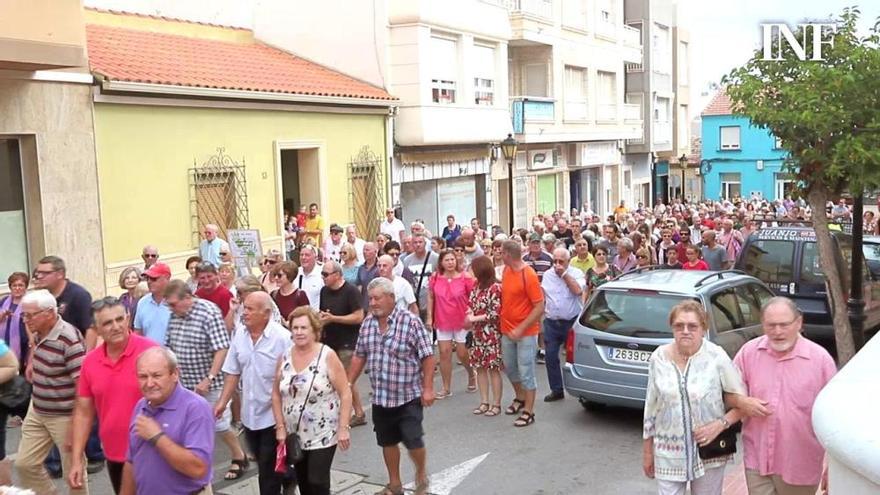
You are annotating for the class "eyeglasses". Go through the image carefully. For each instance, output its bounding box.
[321,271,337,278]
[454,248,464,253]
[21,308,52,320]
[32,269,57,279]
[142,254,158,258]
[552,259,567,265]
[764,318,798,330]
[91,296,122,311]
[672,323,701,333]
[272,272,284,279]
[387,251,401,257]
[219,252,229,256]
[680,232,690,236]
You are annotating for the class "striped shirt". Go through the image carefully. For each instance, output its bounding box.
[32,317,86,415]
[354,307,433,408]
[165,298,230,391]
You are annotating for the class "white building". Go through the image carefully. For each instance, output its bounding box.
[501,0,644,224]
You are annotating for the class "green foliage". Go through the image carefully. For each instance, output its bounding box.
[722,7,880,195]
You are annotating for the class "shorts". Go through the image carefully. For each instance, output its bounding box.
[203,388,232,433]
[337,349,354,369]
[372,399,425,449]
[501,334,538,391]
[435,328,468,343]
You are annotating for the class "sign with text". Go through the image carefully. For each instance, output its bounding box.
[228,229,262,273]
[760,23,836,61]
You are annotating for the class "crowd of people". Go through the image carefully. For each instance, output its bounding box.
[0,194,860,495]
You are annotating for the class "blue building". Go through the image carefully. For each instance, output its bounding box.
[701,90,792,201]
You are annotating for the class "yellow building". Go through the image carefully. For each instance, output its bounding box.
[85,10,397,291]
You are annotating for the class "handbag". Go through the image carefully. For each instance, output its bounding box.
[0,375,31,409]
[285,346,324,466]
[698,422,740,460]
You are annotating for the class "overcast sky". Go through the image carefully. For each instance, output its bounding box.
[679,0,879,112]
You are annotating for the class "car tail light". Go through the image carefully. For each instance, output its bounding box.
[565,328,575,364]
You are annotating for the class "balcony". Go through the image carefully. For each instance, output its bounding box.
[623,25,641,48]
[596,103,617,122]
[511,97,556,133]
[502,0,553,19]
[653,121,672,145]
[623,103,641,123]
[389,0,511,40]
[596,20,616,41]
[626,62,644,73]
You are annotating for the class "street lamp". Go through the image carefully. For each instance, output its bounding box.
[678,153,688,201]
[501,133,519,232]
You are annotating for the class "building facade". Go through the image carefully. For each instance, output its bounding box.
[0,0,105,293]
[504,0,643,225]
[701,90,789,201]
[623,0,690,207]
[85,10,396,291]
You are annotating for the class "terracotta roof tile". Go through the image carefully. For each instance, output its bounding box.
[86,24,396,101]
[702,89,733,116]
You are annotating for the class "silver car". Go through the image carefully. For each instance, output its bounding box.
[563,268,775,410]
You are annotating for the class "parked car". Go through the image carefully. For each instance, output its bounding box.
[734,226,880,347]
[564,268,774,410]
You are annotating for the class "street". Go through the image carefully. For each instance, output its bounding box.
[6,362,660,495]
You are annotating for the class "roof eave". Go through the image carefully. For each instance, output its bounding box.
[99,79,397,108]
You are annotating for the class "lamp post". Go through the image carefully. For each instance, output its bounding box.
[678,153,688,201]
[501,133,519,232]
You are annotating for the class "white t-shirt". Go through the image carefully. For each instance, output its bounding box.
[380,218,407,243]
[297,264,324,311]
[391,276,416,311]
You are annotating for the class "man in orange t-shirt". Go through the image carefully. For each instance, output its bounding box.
[499,240,545,428]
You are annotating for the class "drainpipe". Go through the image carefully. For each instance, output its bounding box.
[385,106,396,209]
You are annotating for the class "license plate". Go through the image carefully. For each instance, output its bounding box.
[608,347,652,364]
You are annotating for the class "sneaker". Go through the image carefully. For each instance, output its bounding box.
[536,350,546,364]
[87,460,105,474]
[543,391,565,402]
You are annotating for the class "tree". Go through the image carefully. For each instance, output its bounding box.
[722,8,880,364]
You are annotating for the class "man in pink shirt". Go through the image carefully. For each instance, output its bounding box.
[732,297,836,495]
[68,296,157,494]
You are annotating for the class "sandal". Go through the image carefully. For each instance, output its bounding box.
[466,372,477,393]
[374,484,404,495]
[472,402,490,415]
[350,413,367,427]
[435,390,452,400]
[504,398,525,415]
[514,411,535,427]
[224,458,249,480]
[414,478,430,495]
[484,404,502,417]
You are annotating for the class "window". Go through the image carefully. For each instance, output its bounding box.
[524,64,549,97]
[431,36,458,104]
[720,172,742,199]
[678,104,689,145]
[597,71,617,120]
[742,240,795,284]
[562,0,588,30]
[678,42,689,85]
[598,0,614,24]
[652,24,671,73]
[473,44,495,106]
[579,291,688,338]
[720,126,741,150]
[0,139,28,280]
[800,242,824,285]
[734,284,764,326]
[711,289,743,333]
[564,66,588,121]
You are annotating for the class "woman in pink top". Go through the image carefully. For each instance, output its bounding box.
[426,249,476,398]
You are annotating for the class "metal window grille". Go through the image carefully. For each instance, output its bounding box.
[347,146,385,238]
[189,147,249,246]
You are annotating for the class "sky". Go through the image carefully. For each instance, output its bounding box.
[679,0,880,113]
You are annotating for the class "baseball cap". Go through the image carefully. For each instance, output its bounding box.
[528,232,542,243]
[143,262,171,279]
[329,223,344,234]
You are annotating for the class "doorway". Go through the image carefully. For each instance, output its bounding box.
[276,142,325,248]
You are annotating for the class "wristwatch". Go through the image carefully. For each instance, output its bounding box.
[207,374,217,382]
[719,417,731,429]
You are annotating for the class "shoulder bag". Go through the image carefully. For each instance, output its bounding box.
[698,421,740,460]
[285,345,324,465]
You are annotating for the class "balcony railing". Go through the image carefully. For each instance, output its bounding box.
[597,103,617,122]
[622,25,641,47]
[627,134,645,145]
[623,103,641,123]
[501,0,553,19]
[511,96,556,133]
[653,121,672,144]
[596,20,616,40]
[626,62,644,73]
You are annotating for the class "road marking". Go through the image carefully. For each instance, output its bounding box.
[403,452,489,495]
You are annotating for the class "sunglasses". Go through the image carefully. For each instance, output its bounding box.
[320,271,337,278]
[454,248,465,253]
[387,251,401,257]
[219,252,229,256]
[261,260,278,265]
[91,296,122,311]
[272,272,284,278]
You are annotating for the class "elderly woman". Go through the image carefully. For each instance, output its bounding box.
[427,249,476,398]
[270,261,311,323]
[612,237,638,273]
[218,262,238,298]
[375,233,390,253]
[118,266,142,321]
[273,306,351,495]
[184,255,202,292]
[635,247,653,269]
[0,272,30,369]
[643,300,746,494]
[585,246,619,300]
[259,249,284,292]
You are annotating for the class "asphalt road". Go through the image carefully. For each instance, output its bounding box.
[6,361,656,495]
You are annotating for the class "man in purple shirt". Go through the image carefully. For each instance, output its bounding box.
[121,347,214,495]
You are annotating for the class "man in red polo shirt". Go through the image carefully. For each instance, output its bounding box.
[68,296,156,494]
[194,262,234,329]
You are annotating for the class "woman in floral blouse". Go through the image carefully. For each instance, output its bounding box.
[584,246,619,301]
[643,300,746,495]
[465,256,503,417]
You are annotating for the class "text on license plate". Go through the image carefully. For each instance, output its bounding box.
[608,348,651,364]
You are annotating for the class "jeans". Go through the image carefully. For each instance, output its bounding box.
[0,401,29,460]
[543,317,576,394]
[501,335,539,390]
[243,425,286,495]
[45,419,104,473]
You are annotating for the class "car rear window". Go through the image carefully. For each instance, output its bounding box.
[741,240,795,284]
[579,290,689,338]
[800,242,823,285]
